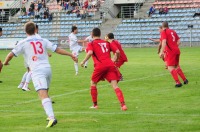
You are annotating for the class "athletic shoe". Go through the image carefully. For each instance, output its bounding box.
[121,105,128,111]
[17,83,24,89]
[175,83,182,88]
[22,87,30,91]
[46,119,57,128]
[184,79,189,85]
[75,72,78,76]
[89,105,98,109]
[84,65,87,68]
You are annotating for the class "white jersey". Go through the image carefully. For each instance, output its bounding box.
[85,35,93,42]
[12,35,57,71]
[23,33,42,68]
[68,33,79,51]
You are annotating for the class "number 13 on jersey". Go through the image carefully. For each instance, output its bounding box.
[30,41,44,54]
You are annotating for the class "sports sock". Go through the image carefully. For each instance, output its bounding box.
[170,69,181,84]
[42,98,55,120]
[91,86,98,106]
[115,88,125,107]
[176,67,186,81]
[23,72,32,88]
[74,63,78,73]
[21,72,28,84]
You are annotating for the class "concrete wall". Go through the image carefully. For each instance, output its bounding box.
[114,0,145,4]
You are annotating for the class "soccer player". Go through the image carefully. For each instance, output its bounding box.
[18,24,45,91]
[159,21,188,87]
[80,28,127,111]
[3,22,77,127]
[68,26,85,75]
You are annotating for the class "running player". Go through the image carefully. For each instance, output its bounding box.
[3,22,77,127]
[159,21,188,87]
[18,24,46,91]
[80,28,127,111]
[106,33,128,80]
[68,26,85,75]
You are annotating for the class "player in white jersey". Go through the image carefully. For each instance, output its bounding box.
[3,22,77,128]
[68,26,86,75]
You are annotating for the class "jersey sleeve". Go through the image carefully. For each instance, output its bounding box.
[110,42,118,53]
[86,42,93,52]
[161,31,167,41]
[45,39,58,52]
[175,32,180,40]
[12,42,24,57]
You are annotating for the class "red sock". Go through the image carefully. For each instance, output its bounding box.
[170,69,181,84]
[176,67,186,81]
[115,88,125,107]
[91,86,98,106]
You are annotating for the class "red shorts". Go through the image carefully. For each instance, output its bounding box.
[91,65,120,83]
[166,52,180,66]
[115,60,125,68]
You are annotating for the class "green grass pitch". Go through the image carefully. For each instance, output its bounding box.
[0,47,200,132]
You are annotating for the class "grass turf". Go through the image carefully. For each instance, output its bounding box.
[0,47,200,132]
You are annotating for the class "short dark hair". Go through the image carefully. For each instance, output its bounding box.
[25,22,35,35]
[162,21,169,28]
[71,26,77,32]
[0,27,2,32]
[36,24,38,30]
[92,28,101,37]
[107,33,114,39]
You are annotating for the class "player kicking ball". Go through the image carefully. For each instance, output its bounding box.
[159,21,188,87]
[80,28,127,111]
[3,22,77,128]
[106,33,128,81]
[68,26,86,75]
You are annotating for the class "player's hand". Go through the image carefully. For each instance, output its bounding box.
[80,61,85,67]
[159,52,164,59]
[3,62,9,66]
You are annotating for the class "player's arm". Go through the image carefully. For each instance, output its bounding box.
[55,48,77,61]
[177,39,181,46]
[80,50,93,67]
[112,50,120,62]
[159,39,166,59]
[157,42,162,54]
[149,38,160,43]
[3,52,15,65]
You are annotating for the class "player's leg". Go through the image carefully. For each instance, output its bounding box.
[90,81,98,109]
[18,71,28,88]
[33,68,57,128]
[167,53,182,87]
[22,67,32,91]
[110,80,127,111]
[72,49,79,75]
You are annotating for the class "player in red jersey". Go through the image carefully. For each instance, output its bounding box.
[106,33,128,80]
[80,28,127,111]
[159,21,188,87]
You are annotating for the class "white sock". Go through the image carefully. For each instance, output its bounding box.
[21,72,28,84]
[84,60,88,67]
[23,72,32,88]
[74,63,78,73]
[42,98,55,120]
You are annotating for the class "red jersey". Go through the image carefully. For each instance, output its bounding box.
[160,28,180,53]
[87,39,118,67]
[110,40,128,62]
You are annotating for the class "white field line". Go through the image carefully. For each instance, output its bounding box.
[0,110,200,117]
[0,68,199,108]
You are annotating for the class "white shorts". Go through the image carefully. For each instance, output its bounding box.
[71,46,83,57]
[31,67,52,91]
